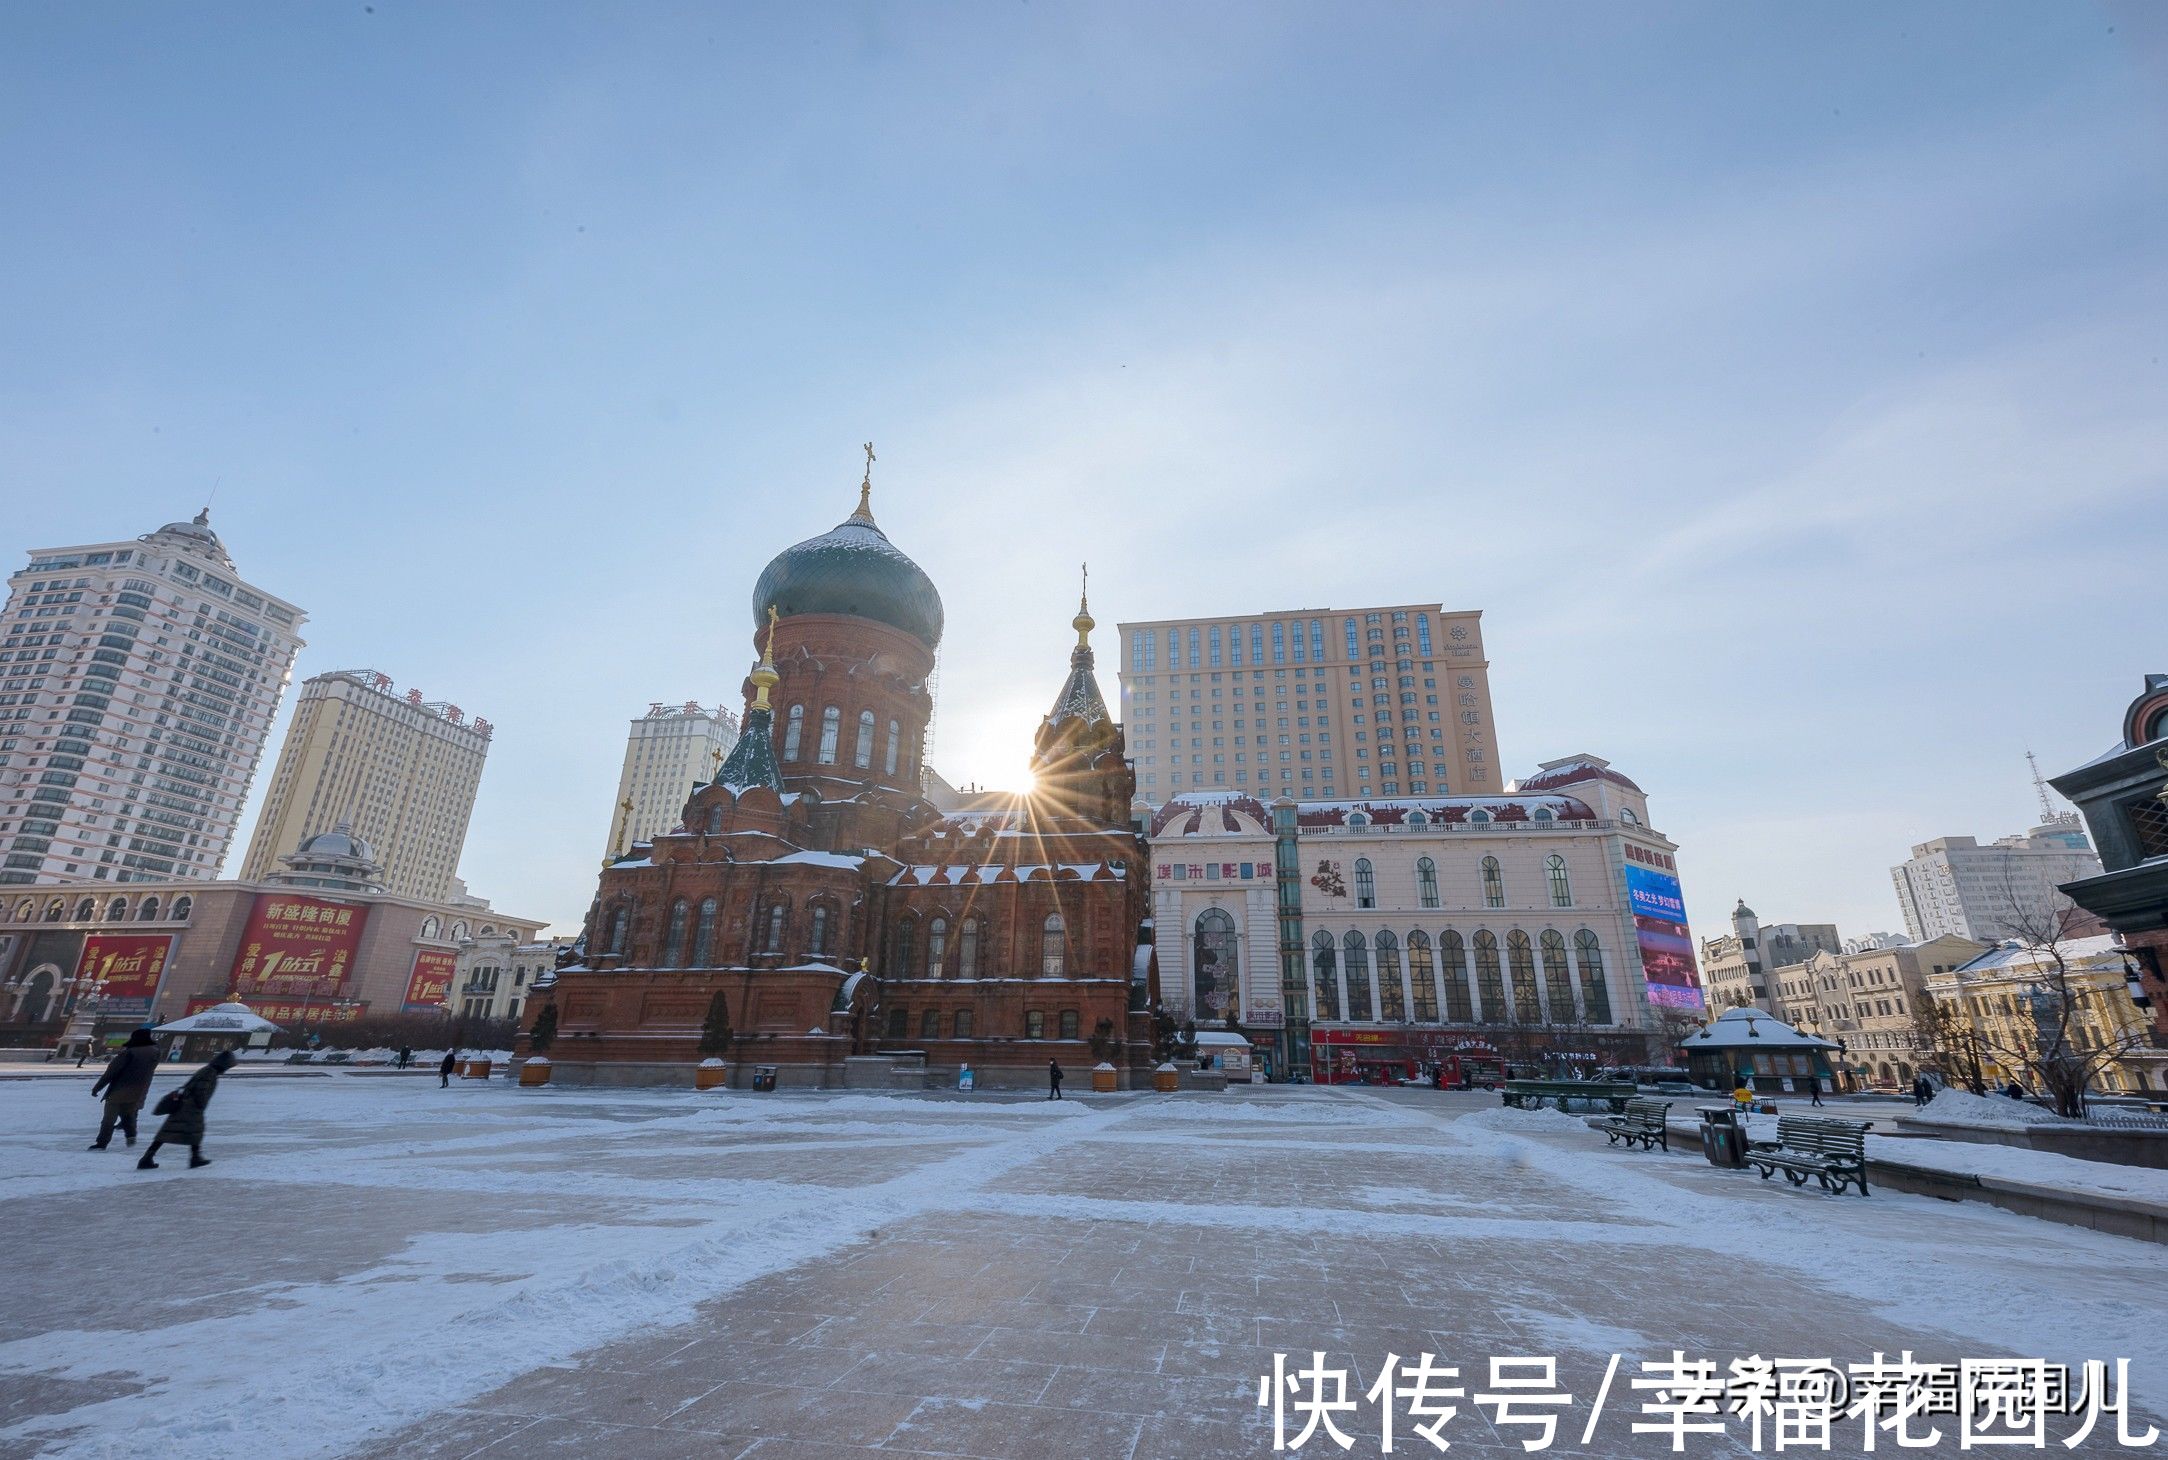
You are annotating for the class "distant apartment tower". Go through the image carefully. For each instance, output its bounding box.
[239,669,491,902]
[0,511,306,885]
[1890,817,2102,942]
[1116,604,1501,807]
[603,701,740,859]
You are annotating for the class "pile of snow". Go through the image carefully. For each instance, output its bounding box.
[1459,1103,1589,1132]
[1868,1131,2168,1205]
[1910,1089,2065,1130]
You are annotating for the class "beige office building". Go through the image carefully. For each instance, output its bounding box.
[240,669,491,902]
[1773,934,1984,1089]
[1116,604,1501,808]
[603,702,741,860]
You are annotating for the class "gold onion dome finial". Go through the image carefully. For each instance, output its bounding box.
[851,440,877,524]
[749,605,781,709]
[1073,563,1094,647]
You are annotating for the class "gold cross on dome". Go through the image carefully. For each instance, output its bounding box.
[862,441,875,485]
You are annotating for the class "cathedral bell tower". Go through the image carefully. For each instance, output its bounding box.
[1029,569,1133,826]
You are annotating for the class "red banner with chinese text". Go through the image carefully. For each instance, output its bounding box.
[74,933,174,1011]
[404,949,457,1010]
[229,893,368,999]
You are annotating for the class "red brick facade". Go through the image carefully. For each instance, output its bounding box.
[535,501,1159,1088]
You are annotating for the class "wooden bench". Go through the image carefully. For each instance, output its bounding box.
[1501,1079,1636,1114]
[1746,1114,1871,1196]
[1595,1098,1673,1152]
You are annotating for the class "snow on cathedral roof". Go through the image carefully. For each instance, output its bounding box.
[887,862,1126,887]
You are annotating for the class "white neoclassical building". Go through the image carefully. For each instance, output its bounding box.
[1147,754,1700,1080]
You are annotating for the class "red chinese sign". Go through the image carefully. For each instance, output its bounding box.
[404,949,457,1011]
[74,933,174,1011]
[230,893,368,1000]
[185,995,369,1025]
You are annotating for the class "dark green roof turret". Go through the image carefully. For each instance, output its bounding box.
[751,471,943,649]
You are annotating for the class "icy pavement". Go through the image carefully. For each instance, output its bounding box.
[1,1078,2164,1459]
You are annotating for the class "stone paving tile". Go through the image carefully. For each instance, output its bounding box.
[881,1396,1145,1459]
[342,1409,544,1460]
[668,1383,923,1445]
[825,1351,1059,1405]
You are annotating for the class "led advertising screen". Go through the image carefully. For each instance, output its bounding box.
[73,933,175,1019]
[1623,863,1705,1011]
[229,894,369,1000]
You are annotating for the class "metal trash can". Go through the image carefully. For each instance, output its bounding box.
[1699,1105,1747,1168]
[752,1065,778,1092]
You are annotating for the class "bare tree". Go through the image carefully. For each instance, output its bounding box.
[1959,875,2150,1118]
[1910,991,1990,1096]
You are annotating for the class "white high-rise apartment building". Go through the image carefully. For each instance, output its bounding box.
[1117,604,1502,809]
[239,669,491,902]
[0,511,305,886]
[603,701,741,860]
[1890,816,2102,942]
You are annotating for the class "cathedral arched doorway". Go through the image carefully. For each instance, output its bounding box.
[1193,909,1238,1023]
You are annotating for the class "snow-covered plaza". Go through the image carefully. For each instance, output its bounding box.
[2,1075,2164,1460]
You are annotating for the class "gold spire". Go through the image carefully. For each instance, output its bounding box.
[852,441,877,523]
[749,604,781,710]
[1072,562,1094,648]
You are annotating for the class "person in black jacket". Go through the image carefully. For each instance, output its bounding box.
[138,1048,236,1170]
[440,1049,459,1088]
[90,1027,162,1149]
[1047,1059,1064,1100]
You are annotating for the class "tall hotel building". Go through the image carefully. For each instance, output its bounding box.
[1116,605,1502,807]
[239,669,491,902]
[603,701,741,860]
[0,512,306,885]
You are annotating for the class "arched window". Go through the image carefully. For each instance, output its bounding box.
[1311,930,1340,1021]
[1059,1009,1079,1040]
[172,896,192,922]
[1406,812,1428,827]
[1481,856,1504,909]
[12,898,32,922]
[1439,930,1472,1021]
[1193,908,1237,1020]
[926,916,948,976]
[1374,930,1405,1021]
[662,899,690,967]
[73,897,95,921]
[452,921,468,942]
[1533,807,1553,823]
[763,903,787,953]
[706,803,724,834]
[1620,807,1640,826]
[809,903,833,956]
[1025,1010,1045,1039]
[957,917,981,979]
[1343,931,1373,1021]
[606,905,630,956]
[1541,929,1575,1023]
[894,918,916,973]
[1507,930,1540,1023]
[1575,930,1612,1024]
[1416,857,1439,909]
[817,706,841,764]
[1472,930,1503,1022]
[105,897,129,921]
[854,710,875,769]
[783,704,805,760]
[885,718,901,776]
[953,1009,975,1038]
[1469,809,1491,825]
[1546,854,1571,908]
[1347,812,1370,827]
[1407,931,1438,1021]
[43,898,64,922]
[137,896,161,922]
[1040,912,1066,976]
[421,915,441,941]
[693,898,718,967]
[920,1008,941,1039]
[1353,858,1376,909]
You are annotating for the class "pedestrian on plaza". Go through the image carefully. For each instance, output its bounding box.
[75,1039,94,1068]
[89,1028,161,1150]
[439,1049,459,1088]
[138,1048,236,1170]
[396,1045,413,1070]
[1047,1059,1064,1100]
[2004,1080,2028,1101]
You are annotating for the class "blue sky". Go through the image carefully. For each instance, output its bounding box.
[4,3,2164,940]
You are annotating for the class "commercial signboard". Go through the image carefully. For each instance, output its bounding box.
[230,894,368,1000]
[73,933,175,1018]
[184,995,368,1026]
[403,948,457,1011]
[1623,864,1705,1011]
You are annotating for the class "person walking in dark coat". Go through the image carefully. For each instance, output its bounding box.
[1808,1078,1825,1108]
[440,1050,459,1088]
[1047,1059,1064,1100]
[138,1049,236,1170]
[396,1045,412,1070]
[90,1028,162,1149]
